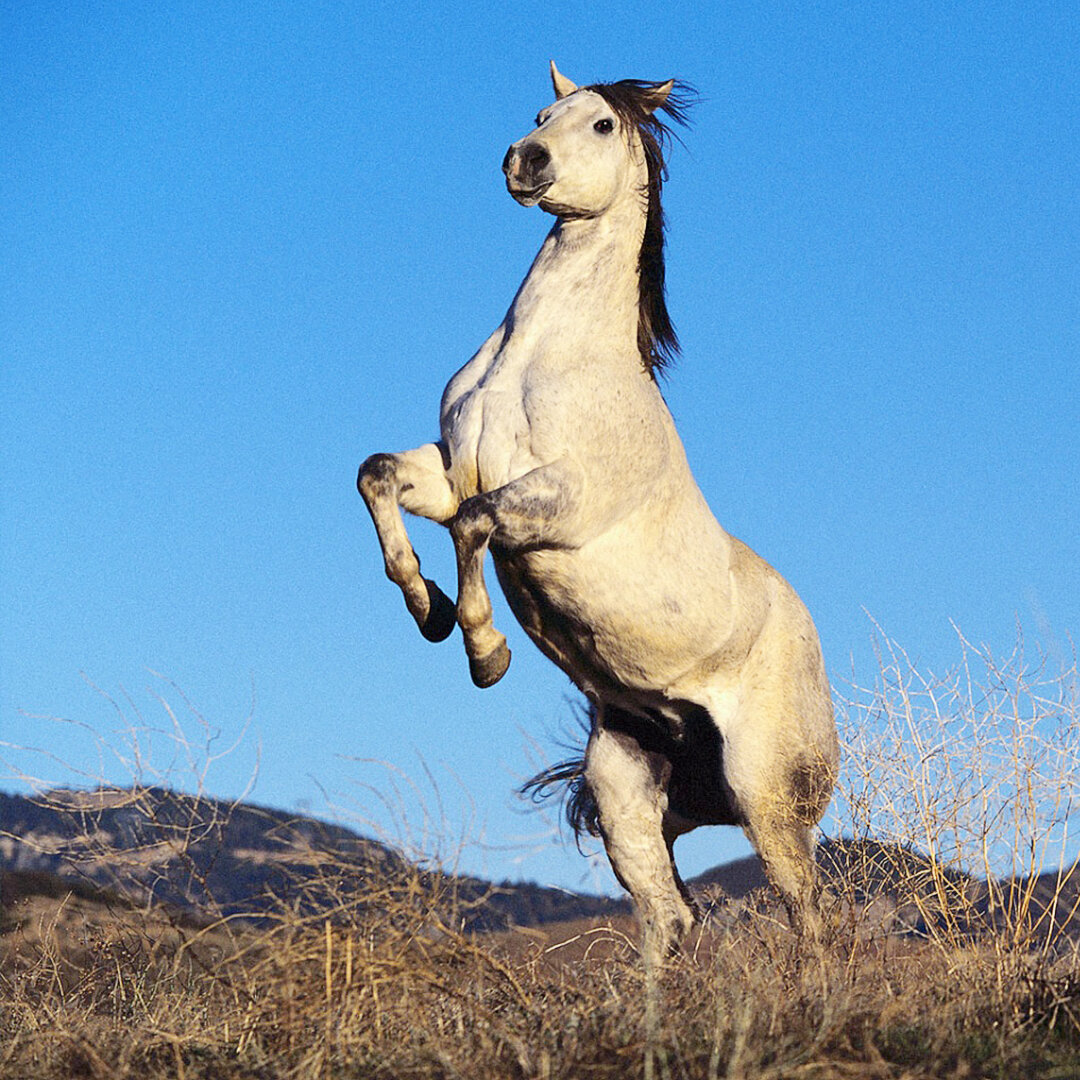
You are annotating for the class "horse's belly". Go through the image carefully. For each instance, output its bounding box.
[494,539,736,693]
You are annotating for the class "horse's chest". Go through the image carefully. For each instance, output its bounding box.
[444,378,538,496]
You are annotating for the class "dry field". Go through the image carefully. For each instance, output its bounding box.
[3,630,1080,1079]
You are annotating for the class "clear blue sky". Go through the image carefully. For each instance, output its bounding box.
[3,2,1077,893]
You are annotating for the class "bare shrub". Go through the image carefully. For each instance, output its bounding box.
[835,624,1080,953]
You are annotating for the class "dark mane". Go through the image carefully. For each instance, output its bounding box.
[584,78,695,378]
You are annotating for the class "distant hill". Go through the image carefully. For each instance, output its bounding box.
[690,835,1080,942]
[687,837,970,900]
[0,788,625,932]
[4,788,1076,942]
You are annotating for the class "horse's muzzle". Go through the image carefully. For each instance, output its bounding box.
[503,140,553,204]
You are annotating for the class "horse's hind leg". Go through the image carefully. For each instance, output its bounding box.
[733,746,835,945]
[357,445,459,642]
[744,814,824,944]
[585,720,695,966]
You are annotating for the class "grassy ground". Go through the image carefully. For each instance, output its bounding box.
[3,879,1080,1079]
[3,629,1079,1078]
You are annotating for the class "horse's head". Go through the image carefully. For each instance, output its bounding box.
[504,63,693,373]
[502,61,674,219]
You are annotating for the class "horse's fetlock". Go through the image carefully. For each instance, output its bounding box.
[457,596,493,636]
[383,544,419,585]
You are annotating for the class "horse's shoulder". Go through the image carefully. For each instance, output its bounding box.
[440,326,508,416]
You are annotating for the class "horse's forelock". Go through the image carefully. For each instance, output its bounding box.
[584,79,696,378]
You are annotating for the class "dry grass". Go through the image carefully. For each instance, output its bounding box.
[3,630,1080,1079]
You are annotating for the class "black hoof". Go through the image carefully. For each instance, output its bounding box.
[419,580,456,643]
[469,643,511,688]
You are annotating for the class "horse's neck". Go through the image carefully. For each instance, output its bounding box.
[507,206,644,360]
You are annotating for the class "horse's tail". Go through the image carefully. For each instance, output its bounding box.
[520,756,600,845]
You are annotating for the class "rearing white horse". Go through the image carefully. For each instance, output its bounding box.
[358,62,838,962]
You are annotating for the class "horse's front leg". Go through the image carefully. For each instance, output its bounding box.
[449,461,583,688]
[357,444,459,642]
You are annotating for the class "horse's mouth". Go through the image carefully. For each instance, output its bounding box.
[507,180,553,206]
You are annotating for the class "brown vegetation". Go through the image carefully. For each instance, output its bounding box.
[2,630,1079,1078]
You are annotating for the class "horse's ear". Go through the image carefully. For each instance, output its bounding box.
[550,60,578,99]
[641,79,675,116]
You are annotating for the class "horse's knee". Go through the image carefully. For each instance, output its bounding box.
[449,493,495,552]
[357,452,397,502]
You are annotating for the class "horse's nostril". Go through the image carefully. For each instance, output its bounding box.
[522,143,550,172]
[504,142,549,182]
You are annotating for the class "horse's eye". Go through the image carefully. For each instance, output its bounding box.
[535,113,544,127]
[594,118,614,134]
